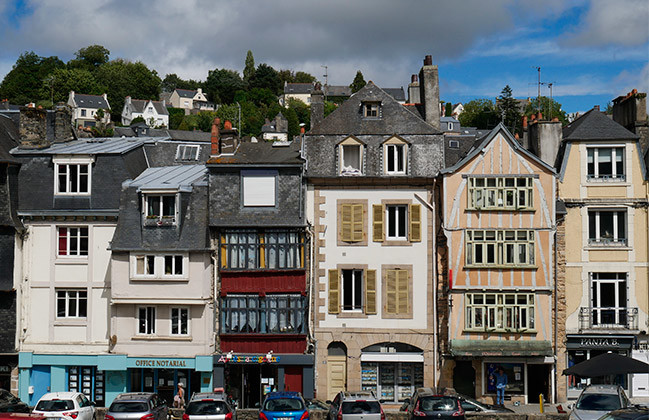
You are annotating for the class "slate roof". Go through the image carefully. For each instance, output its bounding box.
[10,136,156,155]
[562,108,638,141]
[125,165,207,192]
[207,141,303,166]
[144,141,211,167]
[128,99,169,115]
[152,101,168,115]
[284,83,313,94]
[73,93,109,109]
[114,127,211,142]
[176,89,197,98]
[383,87,405,102]
[324,85,351,97]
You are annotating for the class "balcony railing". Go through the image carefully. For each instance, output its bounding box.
[587,174,626,182]
[588,237,628,246]
[579,307,638,330]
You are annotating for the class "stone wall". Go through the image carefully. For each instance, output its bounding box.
[555,213,567,402]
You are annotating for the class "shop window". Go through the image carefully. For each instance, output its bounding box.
[68,367,104,407]
[242,170,277,207]
[338,202,365,244]
[132,254,186,279]
[587,147,625,181]
[467,177,534,210]
[57,227,88,257]
[171,307,189,335]
[328,268,376,315]
[138,306,156,334]
[144,194,177,224]
[465,230,535,267]
[589,273,629,328]
[220,294,306,334]
[55,161,91,195]
[360,362,423,403]
[588,209,627,246]
[484,362,525,396]
[56,290,87,318]
[372,203,421,243]
[465,293,535,332]
[220,229,304,270]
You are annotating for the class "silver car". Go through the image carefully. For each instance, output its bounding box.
[569,385,630,420]
[327,391,384,420]
[104,393,168,420]
[183,393,235,420]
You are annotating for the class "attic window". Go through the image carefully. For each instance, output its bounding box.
[362,102,381,118]
[449,140,460,149]
[176,145,200,161]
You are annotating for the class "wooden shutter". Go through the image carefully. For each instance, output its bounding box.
[352,204,364,242]
[365,270,377,314]
[409,204,421,242]
[220,233,227,268]
[372,204,384,242]
[328,269,340,314]
[385,270,397,314]
[396,270,410,314]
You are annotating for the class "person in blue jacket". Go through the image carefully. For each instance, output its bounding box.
[495,367,508,406]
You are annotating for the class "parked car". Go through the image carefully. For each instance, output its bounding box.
[304,399,328,411]
[183,392,235,420]
[32,392,96,420]
[568,385,630,420]
[0,389,30,413]
[0,414,48,420]
[104,393,167,420]
[599,407,649,420]
[326,391,384,420]
[457,394,513,413]
[259,392,308,420]
[402,388,464,420]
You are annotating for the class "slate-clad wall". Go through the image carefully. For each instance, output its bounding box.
[0,291,16,353]
[0,228,15,291]
[209,167,304,227]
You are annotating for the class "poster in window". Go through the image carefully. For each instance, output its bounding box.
[485,362,524,394]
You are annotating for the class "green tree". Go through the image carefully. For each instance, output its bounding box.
[215,104,241,130]
[167,107,185,130]
[287,98,310,131]
[294,71,316,84]
[205,68,245,104]
[324,101,338,118]
[497,85,521,134]
[161,73,203,92]
[458,98,499,129]
[248,87,278,107]
[278,69,293,87]
[41,68,104,104]
[91,108,113,137]
[350,71,366,93]
[250,63,282,95]
[68,45,110,71]
[525,96,568,126]
[0,51,65,105]
[445,102,453,117]
[243,50,255,84]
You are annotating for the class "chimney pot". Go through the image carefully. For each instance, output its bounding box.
[537,111,543,120]
[552,117,559,122]
[423,55,433,66]
[411,74,418,83]
[632,89,637,95]
[224,120,232,130]
[593,105,600,111]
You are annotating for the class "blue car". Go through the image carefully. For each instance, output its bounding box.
[259,392,309,420]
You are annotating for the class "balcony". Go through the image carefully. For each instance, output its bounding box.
[579,307,638,331]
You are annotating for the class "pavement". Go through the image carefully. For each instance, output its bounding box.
[506,403,559,414]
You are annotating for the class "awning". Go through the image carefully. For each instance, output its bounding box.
[449,339,553,357]
[360,353,424,363]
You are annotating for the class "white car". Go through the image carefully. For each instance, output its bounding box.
[32,392,96,420]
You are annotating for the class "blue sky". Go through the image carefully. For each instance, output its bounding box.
[0,0,647,115]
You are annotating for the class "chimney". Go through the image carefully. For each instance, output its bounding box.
[528,119,562,167]
[408,74,420,104]
[211,118,220,155]
[612,89,648,153]
[19,106,49,149]
[418,55,440,129]
[593,105,600,112]
[224,120,232,130]
[53,103,74,143]
[310,82,324,129]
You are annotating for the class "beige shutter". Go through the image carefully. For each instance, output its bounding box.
[409,203,421,242]
[372,204,384,242]
[396,270,410,314]
[365,270,377,315]
[352,204,364,242]
[385,270,397,314]
[328,269,340,314]
[340,204,353,242]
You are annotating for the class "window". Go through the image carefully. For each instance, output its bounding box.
[587,147,625,181]
[145,194,176,219]
[449,140,460,149]
[176,145,200,161]
[56,163,90,194]
[465,293,535,332]
[81,109,86,117]
[242,171,276,207]
[56,290,87,318]
[220,294,306,334]
[133,254,186,278]
[386,205,408,240]
[341,144,363,175]
[170,307,189,335]
[467,177,534,210]
[220,230,304,270]
[588,209,627,246]
[328,268,376,315]
[135,255,155,276]
[465,230,535,267]
[384,268,410,316]
[448,122,454,130]
[164,255,183,275]
[362,102,380,117]
[138,306,156,334]
[385,144,406,174]
[591,273,627,327]
[57,227,88,257]
[339,202,365,243]
[373,203,421,243]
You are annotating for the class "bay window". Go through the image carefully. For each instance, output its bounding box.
[220,294,306,334]
[466,293,535,332]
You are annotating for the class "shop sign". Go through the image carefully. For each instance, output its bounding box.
[216,355,281,364]
[133,358,187,368]
[580,338,620,348]
[0,365,10,373]
[566,335,633,350]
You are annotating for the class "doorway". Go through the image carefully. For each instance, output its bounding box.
[327,342,347,401]
[527,364,550,402]
[453,361,476,398]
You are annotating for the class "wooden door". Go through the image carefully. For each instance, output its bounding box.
[327,355,347,400]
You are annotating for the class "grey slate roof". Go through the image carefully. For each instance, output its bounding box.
[324,85,352,97]
[114,127,211,142]
[562,108,639,141]
[73,93,109,109]
[383,87,405,102]
[176,89,197,98]
[284,83,313,94]
[10,136,157,155]
[125,165,207,192]
[144,141,211,167]
[207,141,303,166]
[152,101,169,115]
[129,99,148,113]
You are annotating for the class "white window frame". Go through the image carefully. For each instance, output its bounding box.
[57,226,89,258]
[588,209,627,246]
[242,170,277,207]
[175,145,200,161]
[384,143,406,175]
[143,193,177,221]
[132,254,187,279]
[590,272,628,327]
[54,157,93,196]
[587,146,625,181]
[56,289,88,318]
[467,176,534,210]
[465,293,535,332]
[340,144,363,175]
[386,204,408,240]
[465,230,535,267]
[138,306,156,335]
[341,269,363,312]
[170,307,190,336]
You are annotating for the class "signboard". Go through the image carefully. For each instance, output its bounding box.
[0,365,10,373]
[216,355,281,364]
[566,335,633,350]
[127,358,194,369]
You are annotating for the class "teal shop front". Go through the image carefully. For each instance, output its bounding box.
[19,353,214,407]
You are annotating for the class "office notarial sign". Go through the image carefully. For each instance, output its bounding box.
[133,359,188,368]
[216,355,281,364]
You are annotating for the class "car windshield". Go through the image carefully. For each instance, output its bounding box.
[36,399,75,411]
[341,401,381,414]
[263,398,304,412]
[109,402,149,413]
[420,397,458,412]
[576,394,621,411]
[186,401,229,415]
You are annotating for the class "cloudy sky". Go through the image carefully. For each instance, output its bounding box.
[0,0,647,114]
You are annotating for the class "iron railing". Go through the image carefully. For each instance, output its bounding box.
[579,307,638,330]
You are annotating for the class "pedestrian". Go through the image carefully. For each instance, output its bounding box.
[174,384,185,409]
[495,367,508,406]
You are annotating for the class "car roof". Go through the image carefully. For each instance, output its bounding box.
[113,393,155,402]
[38,392,82,400]
[265,392,303,399]
[190,393,226,401]
[606,408,649,420]
[341,391,378,401]
[581,385,622,395]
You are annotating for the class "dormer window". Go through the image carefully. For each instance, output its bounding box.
[383,137,408,175]
[363,102,381,118]
[144,194,177,225]
[54,157,93,195]
[176,145,200,161]
[339,137,364,176]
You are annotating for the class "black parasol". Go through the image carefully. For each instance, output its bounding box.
[563,352,649,377]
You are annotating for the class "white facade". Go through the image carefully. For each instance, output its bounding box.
[121,98,169,127]
[67,92,111,128]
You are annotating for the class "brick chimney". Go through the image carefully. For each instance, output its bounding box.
[408,74,420,104]
[418,55,440,129]
[19,106,49,149]
[211,118,220,156]
[593,105,600,112]
[310,82,324,129]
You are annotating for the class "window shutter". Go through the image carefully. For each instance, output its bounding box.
[328,269,340,314]
[409,204,421,242]
[220,234,227,268]
[352,204,364,241]
[397,270,410,314]
[386,270,397,314]
[365,270,377,315]
[373,204,384,242]
[341,204,353,242]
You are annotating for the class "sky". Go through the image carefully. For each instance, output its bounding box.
[0,0,647,115]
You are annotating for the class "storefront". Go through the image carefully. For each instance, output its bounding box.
[0,357,17,392]
[566,335,634,399]
[18,353,214,407]
[213,353,314,409]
